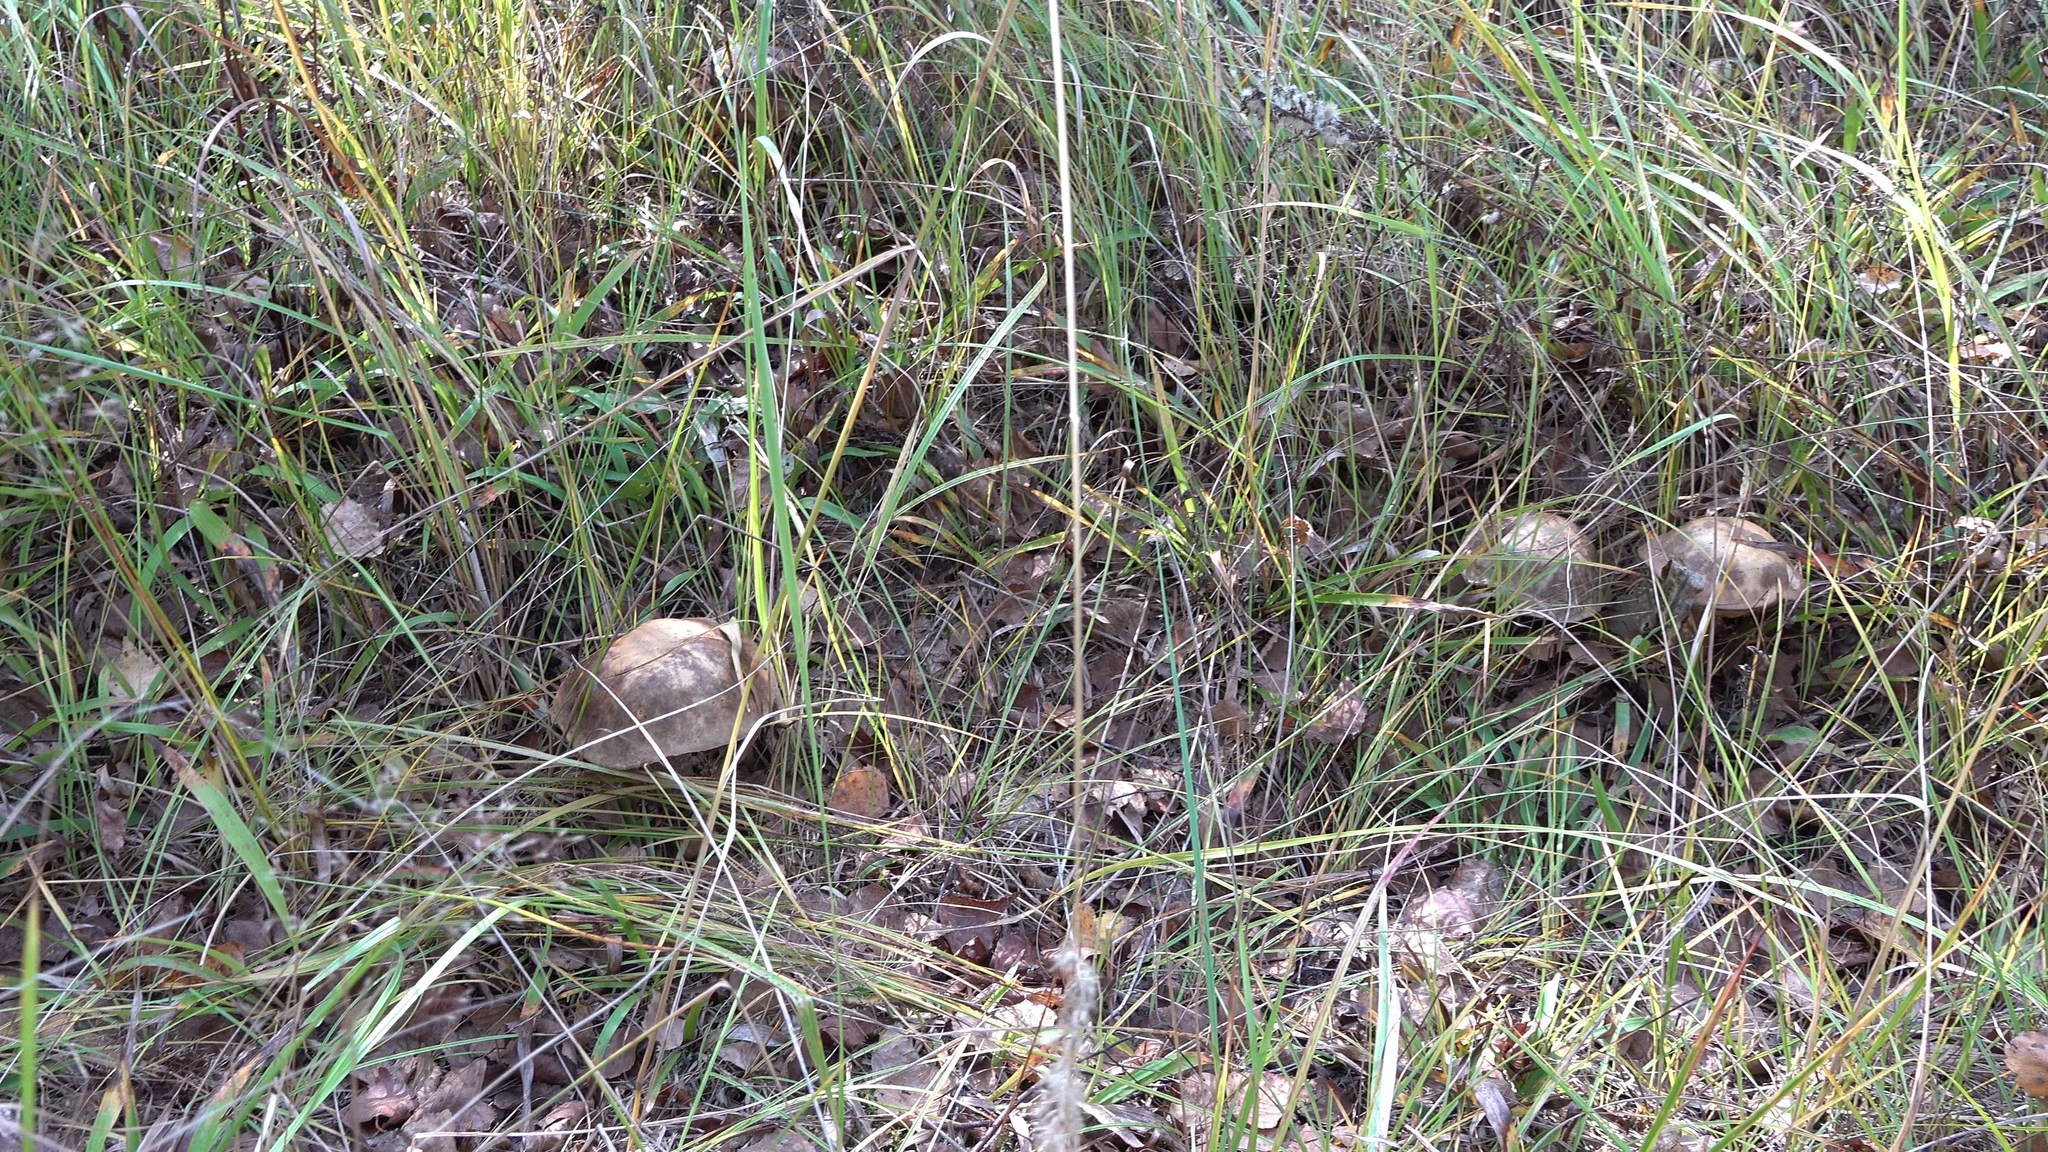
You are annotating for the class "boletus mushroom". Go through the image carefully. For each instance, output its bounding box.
[551,618,780,768]
[1460,511,1602,622]
[1643,516,1805,616]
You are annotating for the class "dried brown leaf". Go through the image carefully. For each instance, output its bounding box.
[102,640,165,705]
[988,589,1036,629]
[1802,858,1928,953]
[1472,1076,1516,1147]
[1086,648,1135,699]
[2009,1031,2048,1098]
[827,763,891,820]
[717,1021,787,1077]
[522,1099,587,1152]
[406,1058,497,1152]
[1178,1069,1297,1131]
[1084,777,1151,838]
[0,678,53,736]
[728,1129,824,1152]
[816,1008,882,1050]
[322,497,388,559]
[934,892,1011,959]
[997,550,1061,592]
[94,768,131,854]
[1209,698,1249,742]
[1301,685,1372,745]
[1079,1099,1180,1150]
[1394,859,1501,975]
[393,985,485,1049]
[1089,598,1149,647]
[1653,1126,1712,1152]
[988,931,1045,977]
[343,1065,416,1133]
[969,998,1060,1050]
[868,1031,938,1111]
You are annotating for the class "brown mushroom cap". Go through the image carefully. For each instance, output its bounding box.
[1643,516,1805,615]
[1460,511,1602,622]
[550,618,780,768]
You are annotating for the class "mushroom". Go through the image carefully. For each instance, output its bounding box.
[1459,511,1602,622]
[1643,516,1805,616]
[551,618,780,769]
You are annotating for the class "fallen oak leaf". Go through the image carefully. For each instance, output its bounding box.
[521,1098,587,1152]
[102,640,166,705]
[728,1128,825,1152]
[814,1007,882,1049]
[1394,858,1502,977]
[1078,1100,1181,1151]
[342,1064,415,1133]
[2008,1031,2048,1098]
[1299,684,1373,745]
[321,497,388,559]
[1472,1075,1517,1150]
[1800,858,1930,955]
[717,1020,790,1077]
[827,763,890,820]
[213,531,281,606]
[94,770,130,855]
[404,1057,498,1152]
[1208,697,1249,741]
[1177,1068,1299,1132]
[933,891,1011,962]
[868,1030,939,1112]
[959,998,1060,1053]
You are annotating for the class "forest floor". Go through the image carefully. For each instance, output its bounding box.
[4,1,2048,1151]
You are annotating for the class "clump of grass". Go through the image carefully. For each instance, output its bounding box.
[2,0,2046,1150]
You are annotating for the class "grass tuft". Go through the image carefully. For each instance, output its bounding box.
[3,0,2047,1150]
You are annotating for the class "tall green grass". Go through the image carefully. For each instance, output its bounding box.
[1,0,2044,1149]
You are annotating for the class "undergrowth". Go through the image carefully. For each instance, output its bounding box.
[2,0,2046,1150]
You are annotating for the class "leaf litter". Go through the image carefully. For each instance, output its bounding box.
[8,3,2048,1152]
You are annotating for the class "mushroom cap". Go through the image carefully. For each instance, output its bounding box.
[1643,516,1805,615]
[1459,511,1602,622]
[550,618,780,768]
